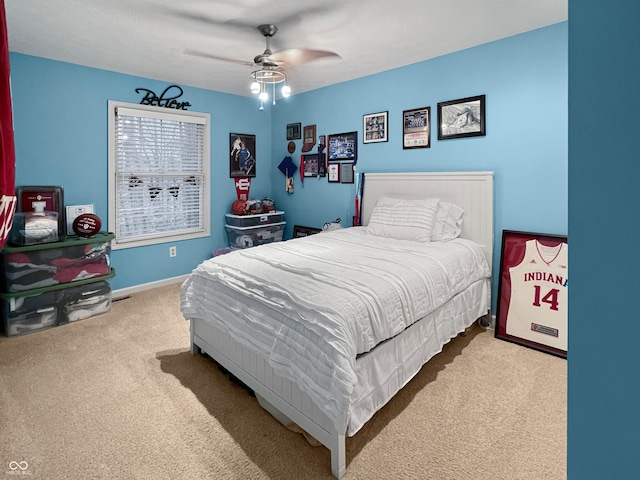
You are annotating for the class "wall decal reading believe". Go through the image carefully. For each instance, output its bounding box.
[135,85,191,110]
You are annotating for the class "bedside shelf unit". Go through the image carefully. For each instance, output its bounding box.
[0,232,116,336]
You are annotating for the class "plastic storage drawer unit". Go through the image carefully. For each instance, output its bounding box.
[1,270,115,336]
[225,222,286,249]
[1,289,59,336]
[0,232,113,293]
[225,211,285,227]
[59,280,112,324]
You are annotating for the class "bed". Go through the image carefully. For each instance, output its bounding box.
[180,171,494,478]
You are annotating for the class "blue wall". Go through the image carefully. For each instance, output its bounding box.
[568,1,640,478]
[9,55,272,289]
[9,23,567,304]
[272,23,568,306]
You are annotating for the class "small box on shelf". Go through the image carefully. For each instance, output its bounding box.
[15,185,65,242]
[9,211,59,246]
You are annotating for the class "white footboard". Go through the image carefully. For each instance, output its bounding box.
[190,318,347,479]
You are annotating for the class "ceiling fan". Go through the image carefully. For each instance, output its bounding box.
[184,23,341,73]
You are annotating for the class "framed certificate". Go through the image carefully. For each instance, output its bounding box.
[327,163,340,183]
[495,230,568,358]
[402,107,430,149]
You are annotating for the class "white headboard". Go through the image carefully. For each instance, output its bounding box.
[361,171,494,269]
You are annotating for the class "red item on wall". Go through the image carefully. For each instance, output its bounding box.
[234,177,251,201]
[299,155,304,183]
[0,0,17,251]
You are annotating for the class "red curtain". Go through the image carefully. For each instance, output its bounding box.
[0,0,16,250]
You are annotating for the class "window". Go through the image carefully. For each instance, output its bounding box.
[108,101,210,249]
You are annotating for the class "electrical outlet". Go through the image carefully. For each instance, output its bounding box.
[169,246,177,257]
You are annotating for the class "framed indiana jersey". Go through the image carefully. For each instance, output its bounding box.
[495,230,568,358]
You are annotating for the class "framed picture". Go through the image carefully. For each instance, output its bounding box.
[302,124,316,152]
[286,123,301,140]
[403,107,430,149]
[327,163,340,183]
[437,94,486,140]
[363,111,388,143]
[229,133,256,178]
[495,230,568,358]
[340,162,354,184]
[318,140,327,177]
[302,153,321,177]
[292,225,322,238]
[328,131,357,161]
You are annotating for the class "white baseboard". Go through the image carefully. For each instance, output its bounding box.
[112,274,189,300]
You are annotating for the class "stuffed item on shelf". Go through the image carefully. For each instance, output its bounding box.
[231,199,247,215]
[230,198,265,216]
[245,199,263,214]
[323,218,343,232]
[262,197,276,212]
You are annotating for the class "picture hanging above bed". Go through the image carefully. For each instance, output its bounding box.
[328,131,357,161]
[402,107,430,149]
[363,111,388,143]
[437,95,486,140]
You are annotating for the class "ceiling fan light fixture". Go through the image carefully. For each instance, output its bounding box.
[250,68,287,108]
[184,23,340,109]
[251,69,286,84]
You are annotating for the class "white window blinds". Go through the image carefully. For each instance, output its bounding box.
[108,101,210,248]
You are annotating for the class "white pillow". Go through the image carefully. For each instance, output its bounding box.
[431,201,464,241]
[365,197,439,242]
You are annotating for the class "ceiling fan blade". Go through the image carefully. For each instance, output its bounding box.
[270,49,341,67]
[184,49,254,67]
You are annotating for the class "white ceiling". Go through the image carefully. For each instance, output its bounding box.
[5,0,567,98]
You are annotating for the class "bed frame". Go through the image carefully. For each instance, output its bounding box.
[189,171,494,478]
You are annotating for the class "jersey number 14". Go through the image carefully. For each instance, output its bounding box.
[532,285,560,311]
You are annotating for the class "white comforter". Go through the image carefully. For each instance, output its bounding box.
[180,227,491,432]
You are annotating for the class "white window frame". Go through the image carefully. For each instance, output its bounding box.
[108,100,210,250]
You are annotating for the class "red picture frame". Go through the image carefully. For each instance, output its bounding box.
[495,230,568,358]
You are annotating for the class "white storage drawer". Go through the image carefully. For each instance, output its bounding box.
[225,222,286,249]
[225,211,285,227]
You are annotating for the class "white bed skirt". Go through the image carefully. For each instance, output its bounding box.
[189,277,489,478]
[347,277,489,435]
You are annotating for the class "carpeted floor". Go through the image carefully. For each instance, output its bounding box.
[0,283,566,479]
